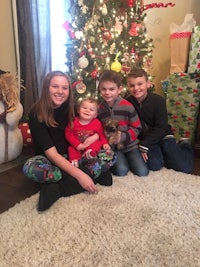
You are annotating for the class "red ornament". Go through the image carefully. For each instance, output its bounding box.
[173,115,178,119]
[185,131,191,138]
[131,47,135,53]
[127,0,135,7]
[90,69,98,78]
[72,79,83,89]
[121,63,131,74]
[101,28,112,41]
[128,22,141,36]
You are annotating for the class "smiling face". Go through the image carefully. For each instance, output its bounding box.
[49,76,70,108]
[78,99,98,124]
[127,75,151,103]
[99,80,122,107]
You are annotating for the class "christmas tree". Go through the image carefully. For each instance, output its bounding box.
[64,0,154,101]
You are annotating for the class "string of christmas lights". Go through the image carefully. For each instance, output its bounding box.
[64,0,175,101]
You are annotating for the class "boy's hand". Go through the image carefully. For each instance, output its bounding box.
[83,133,99,148]
[77,143,85,151]
[103,144,111,150]
[141,152,148,162]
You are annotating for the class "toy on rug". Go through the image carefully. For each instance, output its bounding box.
[104,118,124,150]
[0,70,23,164]
[79,149,117,179]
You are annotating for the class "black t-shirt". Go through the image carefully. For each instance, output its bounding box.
[29,102,69,155]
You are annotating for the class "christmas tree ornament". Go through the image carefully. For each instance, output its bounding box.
[121,52,131,73]
[76,81,87,94]
[89,36,95,43]
[88,45,95,58]
[90,69,98,78]
[109,43,116,54]
[111,52,122,72]
[128,22,141,36]
[121,52,130,63]
[101,4,108,16]
[114,17,123,35]
[75,30,83,39]
[146,57,152,67]
[104,57,110,70]
[127,0,135,7]
[102,28,112,42]
[121,63,131,74]
[111,60,122,72]
[81,5,88,14]
[67,0,173,102]
[78,55,89,69]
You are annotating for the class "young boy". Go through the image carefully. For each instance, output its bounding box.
[65,97,111,166]
[126,68,194,173]
[98,70,149,177]
[65,97,115,180]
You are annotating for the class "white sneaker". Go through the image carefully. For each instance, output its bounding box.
[163,134,175,140]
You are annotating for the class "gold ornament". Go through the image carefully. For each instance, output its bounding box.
[111,60,122,72]
[76,81,87,94]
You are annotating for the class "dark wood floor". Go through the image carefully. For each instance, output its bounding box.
[0,148,200,214]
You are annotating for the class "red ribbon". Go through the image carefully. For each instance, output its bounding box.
[143,2,175,11]
[72,80,82,89]
[170,32,191,39]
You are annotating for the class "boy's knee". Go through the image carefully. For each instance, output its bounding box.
[134,168,149,177]
[112,167,129,176]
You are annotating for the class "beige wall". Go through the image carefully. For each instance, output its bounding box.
[144,0,200,94]
[0,0,199,86]
[0,0,16,73]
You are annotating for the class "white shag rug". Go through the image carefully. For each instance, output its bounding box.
[1,168,200,267]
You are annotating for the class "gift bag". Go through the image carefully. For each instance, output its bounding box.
[188,26,200,73]
[170,14,196,74]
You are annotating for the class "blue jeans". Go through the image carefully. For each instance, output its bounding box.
[147,138,194,173]
[111,148,149,177]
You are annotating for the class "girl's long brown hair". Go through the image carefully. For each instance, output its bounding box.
[31,71,74,127]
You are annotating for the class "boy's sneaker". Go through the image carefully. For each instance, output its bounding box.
[163,134,175,140]
[177,137,191,145]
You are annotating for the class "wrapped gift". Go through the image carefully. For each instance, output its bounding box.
[162,73,200,143]
[188,26,200,73]
[169,14,196,74]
